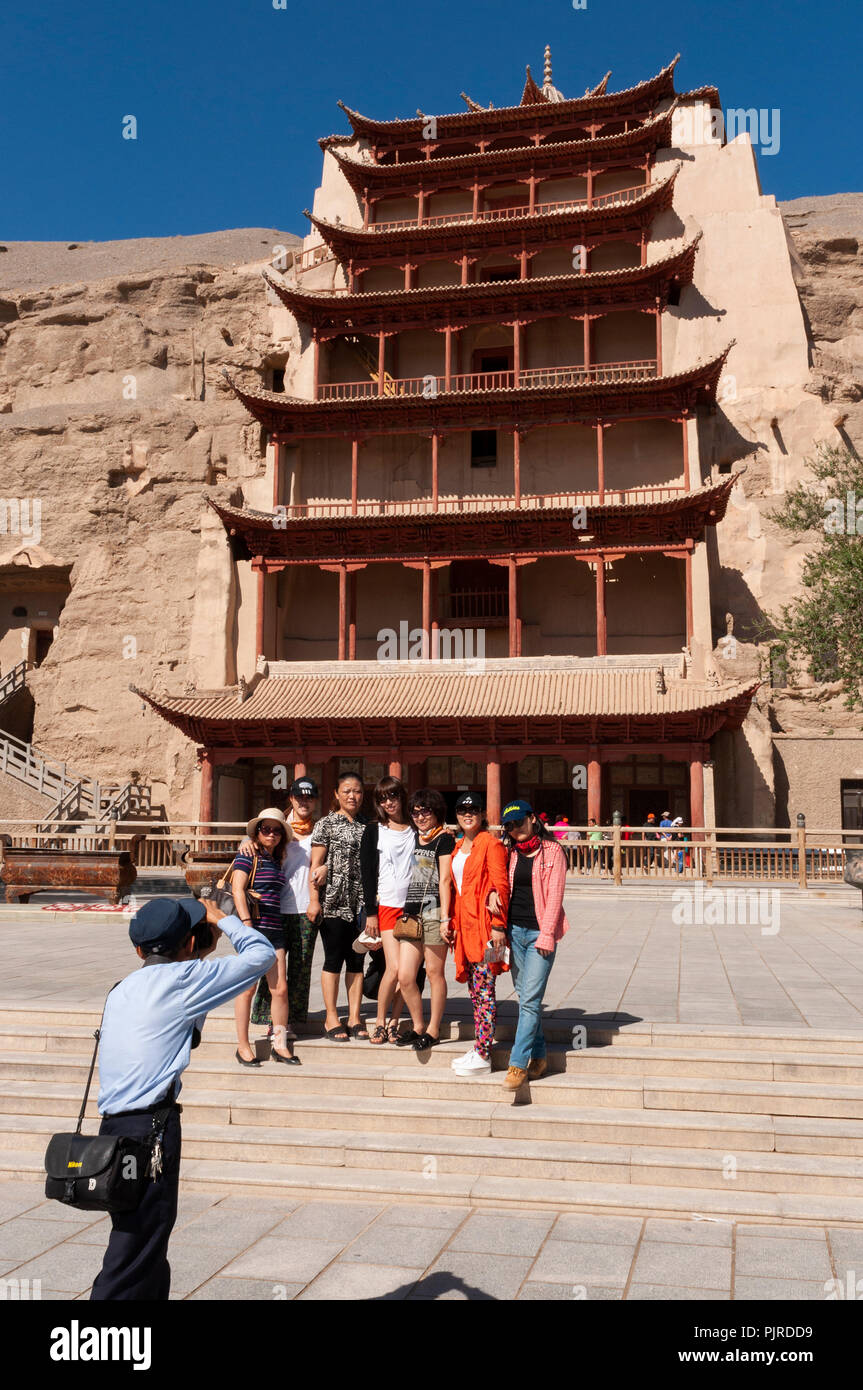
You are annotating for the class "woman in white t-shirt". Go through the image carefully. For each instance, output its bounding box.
[359,777,415,1044]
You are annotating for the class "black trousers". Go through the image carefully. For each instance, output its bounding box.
[90,1107,181,1301]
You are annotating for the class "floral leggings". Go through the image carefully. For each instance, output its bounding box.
[467,962,497,1060]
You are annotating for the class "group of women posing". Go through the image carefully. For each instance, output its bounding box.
[229,771,569,1092]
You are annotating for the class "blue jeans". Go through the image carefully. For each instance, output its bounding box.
[508,922,556,1070]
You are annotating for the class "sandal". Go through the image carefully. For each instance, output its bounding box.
[325,1021,349,1042]
[368,1025,388,1045]
[386,1023,401,1045]
[347,1022,370,1040]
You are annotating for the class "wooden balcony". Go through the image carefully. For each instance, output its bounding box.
[317,358,657,402]
[370,184,650,233]
[278,483,686,521]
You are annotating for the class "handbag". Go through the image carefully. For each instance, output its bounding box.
[393,853,437,942]
[213,851,262,922]
[43,987,178,1214]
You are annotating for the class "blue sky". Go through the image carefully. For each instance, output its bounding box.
[1,0,860,241]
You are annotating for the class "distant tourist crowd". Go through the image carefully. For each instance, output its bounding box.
[225,774,569,1090]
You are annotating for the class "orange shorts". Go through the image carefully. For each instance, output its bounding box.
[377,904,402,932]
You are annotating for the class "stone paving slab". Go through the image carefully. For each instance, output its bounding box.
[2,1178,861,1299]
[1,891,861,1030]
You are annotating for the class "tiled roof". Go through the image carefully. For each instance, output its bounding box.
[136,667,758,725]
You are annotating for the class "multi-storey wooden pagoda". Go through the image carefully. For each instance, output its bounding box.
[140,50,757,827]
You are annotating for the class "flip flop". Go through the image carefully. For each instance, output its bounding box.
[347,1022,370,1040]
[325,1022,349,1042]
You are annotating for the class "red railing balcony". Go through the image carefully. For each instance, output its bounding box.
[370,185,650,233]
[279,484,686,522]
[440,587,508,623]
[294,244,337,274]
[317,359,657,401]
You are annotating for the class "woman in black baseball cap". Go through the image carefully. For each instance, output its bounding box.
[449,793,511,1077]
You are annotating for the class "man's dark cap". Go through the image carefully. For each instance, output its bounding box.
[129,898,206,952]
[290,777,319,798]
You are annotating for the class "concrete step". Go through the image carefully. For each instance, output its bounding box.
[7,1145,863,1223]
[10,1025,863,1084]
[7,1110,863,1195]
[5,1049,863,1119]
[5,1005,863,1055]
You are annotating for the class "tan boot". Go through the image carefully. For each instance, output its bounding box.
[503,1065,528,1091]
[527,1058,547,1080]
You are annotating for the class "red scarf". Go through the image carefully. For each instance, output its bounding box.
[514,834,541,855]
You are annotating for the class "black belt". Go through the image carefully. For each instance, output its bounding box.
[105,1096,182,1119]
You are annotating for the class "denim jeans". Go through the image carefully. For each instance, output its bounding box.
[508,922,556,1070]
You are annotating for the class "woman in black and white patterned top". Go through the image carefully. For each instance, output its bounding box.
[307,773,367,1041]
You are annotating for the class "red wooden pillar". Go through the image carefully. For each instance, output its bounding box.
[272,434,280,509]
[377,331,386,396]
[337,564,347,660]
[421,560,431,659]
[596,420,605,502]
[583,315,592,370]
[595,558,607,656]
[312,334,320,398]
[655,303,662,375]
[685,546,694,646]
[460,254,470,285]
[431,432,439,509]
[293,753,307,779]
[472,181,480,218]
[388,748,402,780]
[689,748,705,831]
[351,437,359,515]
[444,325,453,390]
[587,747,601,824]
[417,190,425,226]
[508,558,518,658]
[430,568,439,657]
[586,168,594,208]
[198,751,214,826]
[513,428,521,507]
[256,567,266,659]
[348,570,358,660]
[513,321,522,386]
[681,415,690,491]
[528,174,537,213]
[486,748,502,827]
[520,248,529,280]
[362,190,371,230]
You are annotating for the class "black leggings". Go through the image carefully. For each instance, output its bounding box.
[320,915,364,974]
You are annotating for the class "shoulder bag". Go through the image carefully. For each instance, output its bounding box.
[44,987,178,1213]
[394,851,437,943]
[212,850,262,922]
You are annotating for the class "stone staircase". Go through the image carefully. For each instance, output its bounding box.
[2,1006,863,1223]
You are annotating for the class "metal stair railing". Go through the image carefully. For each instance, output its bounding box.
[0,661,29,708]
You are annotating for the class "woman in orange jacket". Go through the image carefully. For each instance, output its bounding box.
[447,792,511,1076]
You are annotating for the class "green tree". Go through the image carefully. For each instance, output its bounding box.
[765,445,863,709]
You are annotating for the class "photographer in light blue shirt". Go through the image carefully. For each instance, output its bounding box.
[91,895,275,1301]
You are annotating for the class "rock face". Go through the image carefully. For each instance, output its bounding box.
[0,230,300,819]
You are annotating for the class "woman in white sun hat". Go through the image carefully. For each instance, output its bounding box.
[231,807,299,1066]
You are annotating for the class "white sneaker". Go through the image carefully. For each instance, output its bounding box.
[451,1048,477,1070]
[453,1049,492,1075]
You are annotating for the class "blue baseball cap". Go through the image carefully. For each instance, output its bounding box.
[129,897,206,952]
[501,799,534,825]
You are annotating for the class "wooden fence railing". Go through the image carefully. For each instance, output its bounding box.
[1,821,861,887]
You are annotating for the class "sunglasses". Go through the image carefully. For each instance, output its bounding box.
[412,807,435,817]
[258,826,283,836]
[377,792,401,804]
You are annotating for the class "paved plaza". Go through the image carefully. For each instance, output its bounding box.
[1,1179,861,1300]
[0,887,861,1029]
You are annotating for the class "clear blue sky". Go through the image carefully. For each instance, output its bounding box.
[2,0,860,241]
